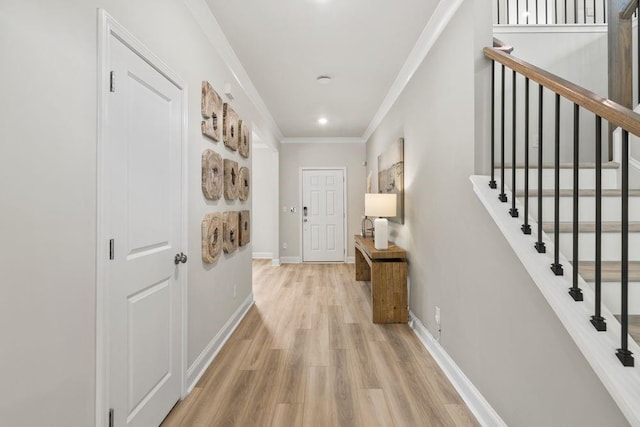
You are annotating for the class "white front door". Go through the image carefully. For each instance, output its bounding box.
[302,169,345,262]
[104,34,183,426]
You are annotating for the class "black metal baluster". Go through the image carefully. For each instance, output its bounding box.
[526,0,530,23]
[517,0,520,23]
[591,116,606,331]
[523,78,532,234]
[564,0,568,23]
[490,61,497,189]
[574,0,578,23]
[551,94,564,275]
[536,0,540,23]
[555,0,558,23]
[603,0,606,23]
[500,65,508,203]
[497,0,501,24]
[617,130,634,367]
[583,0,586,23]
[510,71,519,217]
[536,85,546,253]
[569,104,583,300]
[507,0,511,24]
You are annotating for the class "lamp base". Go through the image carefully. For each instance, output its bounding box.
[374,218,388,250]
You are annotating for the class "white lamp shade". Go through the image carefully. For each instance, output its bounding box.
[365,193,397,217]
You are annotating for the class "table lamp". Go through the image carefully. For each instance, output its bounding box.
[364,193,397,250]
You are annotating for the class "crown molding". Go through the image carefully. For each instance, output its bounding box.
[281,137,367,144]
[362,0,465,142]
[184,0,284,141]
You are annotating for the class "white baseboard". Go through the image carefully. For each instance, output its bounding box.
[186,293,254,392]
[409,311,507,427]
[345,256,355,264]
[281,256,302,264]
[252,252,273,259]
[271,258,281,267]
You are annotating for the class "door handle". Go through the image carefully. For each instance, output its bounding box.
[303,206,308,217]
[174,252,188,265]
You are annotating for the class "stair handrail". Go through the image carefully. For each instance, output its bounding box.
[486,38,638,369]
[484,43,640,138]
[492,37,514,54]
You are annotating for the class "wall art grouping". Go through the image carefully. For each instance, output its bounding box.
[200,81,251,264]
[201,210,251,263]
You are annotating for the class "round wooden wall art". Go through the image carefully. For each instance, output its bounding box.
[223,103,239,151]
[201,81,223,142]
[224,159,239,200]
[238,120,250,158]
[202,212,222,263]
[239,210,250,247]
[238,167,250,202]
[202,149,223,200]
[223,211,238,254]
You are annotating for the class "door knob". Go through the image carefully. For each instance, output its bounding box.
[174,252,188,265]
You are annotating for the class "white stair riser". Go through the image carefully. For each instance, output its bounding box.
[525,197,640,222]
[495,168,617,190]
[548,232,640,261]
[586,281,640,315]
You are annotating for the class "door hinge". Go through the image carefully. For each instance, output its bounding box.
[108,408,114,427]
[109,239,115,260]
[109,71,116,93]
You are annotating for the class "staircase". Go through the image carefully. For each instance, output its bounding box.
[500,163,640,318]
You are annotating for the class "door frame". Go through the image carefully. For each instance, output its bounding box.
[96,10,189,427]
[299,167,348,263]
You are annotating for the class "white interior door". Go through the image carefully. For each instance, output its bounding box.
[302,169,345,262]
[105,34,183,427]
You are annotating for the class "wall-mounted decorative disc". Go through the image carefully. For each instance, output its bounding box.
[238,120,251,158]
[239,210,250,247]
[224,159,239,200]
[223,103,239,151]
[238,166,250,202]
[202,149,223,200]
[202,212,222,263]
[223,211,238,254]
[201,81,223,141]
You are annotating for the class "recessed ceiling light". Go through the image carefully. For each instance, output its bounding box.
[316,75,332,85]
[318,117,328,125]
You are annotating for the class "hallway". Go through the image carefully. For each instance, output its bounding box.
[162,261,479,426]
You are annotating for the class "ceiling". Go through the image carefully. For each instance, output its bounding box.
[205,0,438,139]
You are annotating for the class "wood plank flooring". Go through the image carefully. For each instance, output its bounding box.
[162,260,479,427]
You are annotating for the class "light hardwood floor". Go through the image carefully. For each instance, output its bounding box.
[162,260,479,426]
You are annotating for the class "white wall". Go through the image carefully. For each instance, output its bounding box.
[252,144,279,259]
[366,0,628,425]
[279,142,366,262]
[0,1,278,425]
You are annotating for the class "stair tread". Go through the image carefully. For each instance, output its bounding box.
[577,261,640,282]
[542,222,640,233]
[495,162,619,169]
[515,189,640,197]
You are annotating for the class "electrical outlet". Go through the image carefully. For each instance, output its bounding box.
[435,306,441,328]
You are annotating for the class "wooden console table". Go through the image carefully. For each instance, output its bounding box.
[354,235,408,324]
